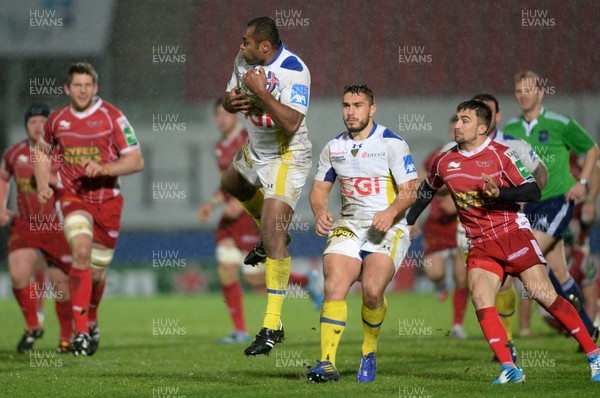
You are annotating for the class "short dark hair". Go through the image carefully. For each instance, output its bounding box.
[515,70,542,89]
[247,17,280,47]
[456,100,492,130]
[343,84,374,105]
[67,62,98,85]
[471,93,500,113]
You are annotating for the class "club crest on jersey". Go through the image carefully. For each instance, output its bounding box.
[351,143,362,157]
[538,130,549,143]
[58,120,71,129]
[17,154,29,163]
[87,120,103,127]
[476,160,493,167]
[447,161,461,171]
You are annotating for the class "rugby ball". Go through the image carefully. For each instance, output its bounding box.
[241,67,280,104]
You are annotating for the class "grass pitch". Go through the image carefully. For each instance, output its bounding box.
[0,292,597,397]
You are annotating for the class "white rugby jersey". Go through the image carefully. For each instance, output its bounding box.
[491,130,542,173]
[226,44,311,164]
[315,123,418,220]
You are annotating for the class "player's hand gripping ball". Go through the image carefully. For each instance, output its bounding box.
[241,66,280,108]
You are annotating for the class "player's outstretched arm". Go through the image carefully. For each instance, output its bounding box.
[405,181,438,226]
[310,180,334,237]
[33,142,54,204]
[243,68,304,135]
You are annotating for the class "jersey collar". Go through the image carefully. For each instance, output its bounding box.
[266,42,285,66]
[458,137,491,157]
[69,96,102,119]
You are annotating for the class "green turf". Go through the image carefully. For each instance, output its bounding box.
[0,292,597,397]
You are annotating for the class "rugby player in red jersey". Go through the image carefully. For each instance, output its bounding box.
[34,62,144,355]
[406,100,600,383]
[1,104,73,353]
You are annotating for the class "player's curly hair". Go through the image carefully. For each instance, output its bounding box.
[247,17,280,47]
[456,100,492,130]
[343,84,374,105]
[66,62,98,86]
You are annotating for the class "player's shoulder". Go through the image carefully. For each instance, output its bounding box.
[543,108,570,126]
[276,44,308,72]
[47,105,70,124]
[378,125,405,142]
[4,139,29,158]
[431,144,458,167]
[98,99,125,118]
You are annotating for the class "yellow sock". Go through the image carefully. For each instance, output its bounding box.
[320,300,347,366]
[496,284,516,341]
[361,297,388,355]
[240,189,264,227]
[262,256,291,330]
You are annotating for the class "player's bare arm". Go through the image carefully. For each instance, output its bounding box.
[82,148,144,178]
[33,141,54,204]
[372,179,417,233]
[310,180,334,237]
[567,143,599,202]
[222,87,253,114]
[198,189,226,223]
[531,162,548,190]
[0,171,13,227]
[243,67,304,135]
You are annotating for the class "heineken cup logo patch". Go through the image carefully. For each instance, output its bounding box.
[516,160,532,179]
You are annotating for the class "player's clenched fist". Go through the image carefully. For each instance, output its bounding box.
[242,67,267,96]
[315,211,333,237]
[37,186,54,204]
[482,173,499,198]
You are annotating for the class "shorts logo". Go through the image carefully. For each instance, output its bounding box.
[330,228,356,238]
[403,155,416,174]
[447,161,461,171]
[507,246,529,261]
[538,130,549,143]
[290,84,308,106]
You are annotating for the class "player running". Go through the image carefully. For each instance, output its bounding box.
[1,104,73,353]
[34,62,144,356]
[468,93,547,361]
[406,100,600,383]
[221,17,312,356]
[504,71,599,342]
[307,85,417,383]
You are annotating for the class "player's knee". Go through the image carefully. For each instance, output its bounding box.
[64,214,93,242]
[73,244,92,264]
[90,247,114,270]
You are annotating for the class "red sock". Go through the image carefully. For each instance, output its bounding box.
[476,307,514,366]
[88,276,106,327]
[545,296,600,355]
[69,268,92,334]
[288,272,308,287]
[13,285,40,330]
[34,270,46,314]
[453,287,469,325]
[222,280,246,333]
[55,300,73,341]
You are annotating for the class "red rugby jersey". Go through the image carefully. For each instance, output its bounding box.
[1,139,61,222]
[427,138,535,243]
[41,98,140,204]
